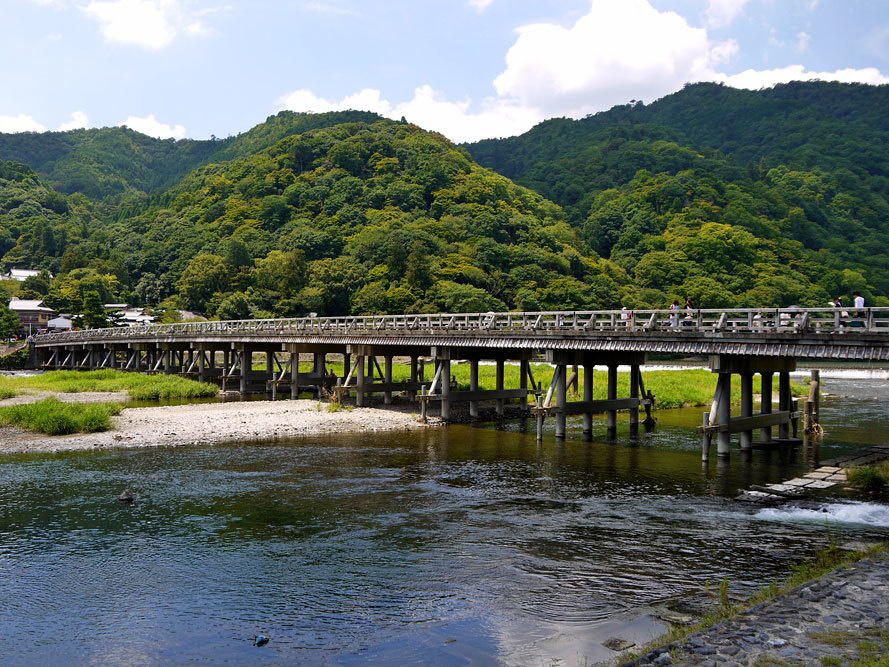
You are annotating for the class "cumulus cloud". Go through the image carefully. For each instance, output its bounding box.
[0,114,47,133]
[59,111,90,131]
[119,114,186,139]
[716,65,889,89]
[706,0,749,28]
[491,0,730,118]
[278,86,538,143]
[468,0,494,11]
[81,0,215,49]
[277,0,889,143]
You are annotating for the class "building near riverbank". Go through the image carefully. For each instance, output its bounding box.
[7,298,56,335]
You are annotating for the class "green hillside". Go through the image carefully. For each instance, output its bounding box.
[2,119,630,317]
[0,110,382,200]
[466,81,889,298]
[1,83,888,319]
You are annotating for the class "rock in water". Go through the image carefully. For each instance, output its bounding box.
[118,489,135,503]
[603,637,635,651]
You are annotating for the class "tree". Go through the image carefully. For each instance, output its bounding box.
[176,254,229,312]
[82,290,108,329]
[0,303,19,338]
[215,292,251,320]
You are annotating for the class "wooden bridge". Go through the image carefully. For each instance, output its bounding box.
[29,307,889,458]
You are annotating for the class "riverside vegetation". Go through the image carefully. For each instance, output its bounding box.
[0,369,219,400]
[0,397,122,435]
[1,82,888,327]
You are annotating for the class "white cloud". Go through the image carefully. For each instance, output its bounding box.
[468,0,494,11]
[302,2,359,17]
[491,0,729,118]
[796,31,811,53]
[0,114,47,133]
[82,0,177,49]
[59,111,90,131]
[706,0,748,28]
[716,65,889,89]
[80,0,217,49]
[118,114,186,139]
[276,0,889,143]
[278,86,538,143]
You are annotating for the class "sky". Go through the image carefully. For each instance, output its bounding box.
[1,0,888,143]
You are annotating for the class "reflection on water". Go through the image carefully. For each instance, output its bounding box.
[0,378,887,665]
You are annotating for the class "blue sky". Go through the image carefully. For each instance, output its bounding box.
[2,0,887,142]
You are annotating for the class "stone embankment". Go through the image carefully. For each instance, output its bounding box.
[620,551,889,666]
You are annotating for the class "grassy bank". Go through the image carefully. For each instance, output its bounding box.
[623,541,889,665]
[298,361,806,409]
[847,461,889,496]
[0,370,219,400]
[0,397,122,435]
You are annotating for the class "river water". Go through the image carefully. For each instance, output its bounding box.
[1,371,888,665]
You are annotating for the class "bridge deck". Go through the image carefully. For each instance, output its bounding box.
[31,308,889,361]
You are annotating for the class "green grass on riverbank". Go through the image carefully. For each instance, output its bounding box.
[0,397,123,435]
[0,370,219,400]
[300,361,806,409]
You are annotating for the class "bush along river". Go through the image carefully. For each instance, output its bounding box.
[0,369,887,665]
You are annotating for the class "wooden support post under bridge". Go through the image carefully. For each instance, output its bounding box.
[532,351,652,440]
[699,355,803,460]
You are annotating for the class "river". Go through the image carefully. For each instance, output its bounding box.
[1,370,888,665]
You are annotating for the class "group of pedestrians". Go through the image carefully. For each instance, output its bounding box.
[668,297,695,327]
[831,291,867,327]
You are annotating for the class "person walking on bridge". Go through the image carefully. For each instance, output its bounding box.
[670,299,680,328]
[853,291,865,327]
[683,297,695,326]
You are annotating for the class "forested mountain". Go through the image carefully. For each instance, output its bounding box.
[0,110,381,200]
[2,118,626,318]
[1,82,888,321]
[466,81,889,298]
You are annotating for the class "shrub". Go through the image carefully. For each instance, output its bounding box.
[0,398,123,435]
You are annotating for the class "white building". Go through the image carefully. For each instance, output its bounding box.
[4,269,49,282]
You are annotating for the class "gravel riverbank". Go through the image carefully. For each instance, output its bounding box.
[0,398,425,454]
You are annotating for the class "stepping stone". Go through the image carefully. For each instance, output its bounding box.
[784,478,813,487]
[804,472,831,479]
[805,480,836,489]
[766,484,803,494]
[816,466,842,473]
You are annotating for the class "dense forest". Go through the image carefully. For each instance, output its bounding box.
[1,81,888,322]
[467,81,889,300]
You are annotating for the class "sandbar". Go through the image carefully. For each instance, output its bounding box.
[0,398,425,455]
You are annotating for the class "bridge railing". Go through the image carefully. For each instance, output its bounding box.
[30,307,889,344]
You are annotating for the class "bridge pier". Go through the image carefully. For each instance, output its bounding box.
[534,351,649,438]
[700,356,802,459]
